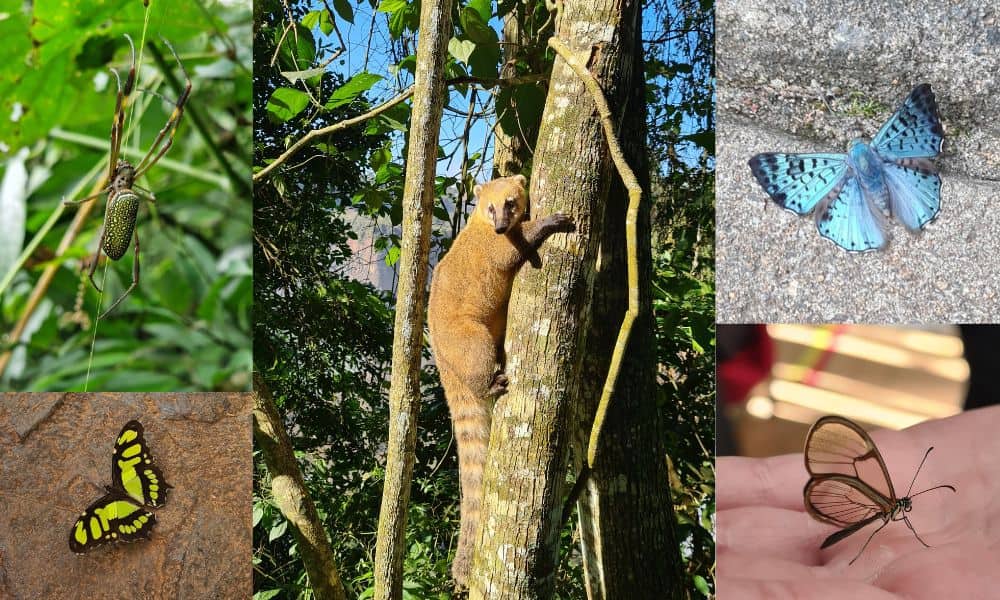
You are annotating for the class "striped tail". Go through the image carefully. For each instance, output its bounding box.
[444,371,493,588]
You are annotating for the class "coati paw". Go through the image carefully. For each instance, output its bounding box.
[489,372,509,396]
[545,213,576,233]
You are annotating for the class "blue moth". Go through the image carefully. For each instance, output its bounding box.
[749,84,944,252]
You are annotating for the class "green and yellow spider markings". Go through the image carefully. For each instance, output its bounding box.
[69,420,172,553]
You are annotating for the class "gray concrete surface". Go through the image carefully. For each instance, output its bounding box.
[717,0,1000,323]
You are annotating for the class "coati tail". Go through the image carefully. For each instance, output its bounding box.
[445,373,493,588]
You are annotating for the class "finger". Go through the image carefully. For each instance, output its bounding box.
[874,540,998,596]
[718,552,824,581]
[718,506,831,564]
[718,454,805,511]
[717,576,898,600]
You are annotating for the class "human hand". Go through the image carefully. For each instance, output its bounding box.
[717,405,1000,599]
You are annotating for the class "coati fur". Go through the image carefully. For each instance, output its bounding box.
[427,174,575,587]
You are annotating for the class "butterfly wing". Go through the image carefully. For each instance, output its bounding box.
[748,153,848,215]
[871,84,943,160]
[804,474,893,531]
[68,492,156,553]
[804,415,896,502]
[112,420,171,507]
[882,158,941,232]
[814,175,888,252]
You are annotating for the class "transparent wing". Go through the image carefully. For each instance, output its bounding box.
[748,153,848,215]
[815,176,889,252]
[804,415,896,501]
[804,475,892,528]
[882,158,941,231]
[871,84,943,160]
[112,420,171,507]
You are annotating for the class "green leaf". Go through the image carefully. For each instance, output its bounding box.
[393,54,417,76]
[682,130,715,155]
[333,0,355,24]
[468,0,492,21]
[384,245,400,267]
[466,42,500,79]
[301,10,333,35]
[377,0,407,12]
[266,87,310,122]
[387,3,419,38]
[459,7,498,45]
[325,72,383,110]
[448,37,476,64]
[693,575,710,596]
[269,520,287,542]
[369,144,391,171]
[276,23,316,72]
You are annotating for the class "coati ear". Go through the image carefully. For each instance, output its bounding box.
[512,174,528,188]
[473,183,484,197]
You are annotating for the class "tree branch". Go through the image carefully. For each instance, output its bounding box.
[252,373,347,600]
[547,37,642,468]
[372,0,454,597]
[252,74,547,184]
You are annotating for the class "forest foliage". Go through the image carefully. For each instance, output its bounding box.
[0,0,252,391]
[253,0,714,597]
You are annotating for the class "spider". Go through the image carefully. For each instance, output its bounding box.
[64,34,191,319]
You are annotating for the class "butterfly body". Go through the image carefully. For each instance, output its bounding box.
[749,84,944,252]
[69,420,171,553]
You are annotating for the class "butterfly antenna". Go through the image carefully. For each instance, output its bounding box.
[904,446,934,496]
[909,484,957,499]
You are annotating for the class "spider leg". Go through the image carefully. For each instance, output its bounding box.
[108,34,137,181]
[133,184,157,203]
[99,228,140,319]
[134,37,191,179]
[88,224,108,293]
[63,188,108,207]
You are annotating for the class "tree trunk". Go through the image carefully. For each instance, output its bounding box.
[468,1,643,597]
[372,1,453,598]
[253,373,347,600]
[492,6,535,178]
[573,16,688,597]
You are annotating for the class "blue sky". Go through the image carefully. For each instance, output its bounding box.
[302,0,712,176]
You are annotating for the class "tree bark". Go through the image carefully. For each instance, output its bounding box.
[253,373,347,600]
[372,2,453,599]
[468,1,643,597]
[573,13,688,598]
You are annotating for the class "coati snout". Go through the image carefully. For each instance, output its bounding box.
[487,195,522,233]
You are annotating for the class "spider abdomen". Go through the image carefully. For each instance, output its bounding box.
[103,191,140,260]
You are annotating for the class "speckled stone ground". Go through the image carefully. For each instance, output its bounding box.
[717,0,1000,323]
[0,394,252,600]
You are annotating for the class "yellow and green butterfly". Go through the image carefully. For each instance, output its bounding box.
[69,420,171,553]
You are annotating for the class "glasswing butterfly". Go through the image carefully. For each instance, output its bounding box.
[803,415,955,564]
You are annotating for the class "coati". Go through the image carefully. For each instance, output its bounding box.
[427,174,575,586]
